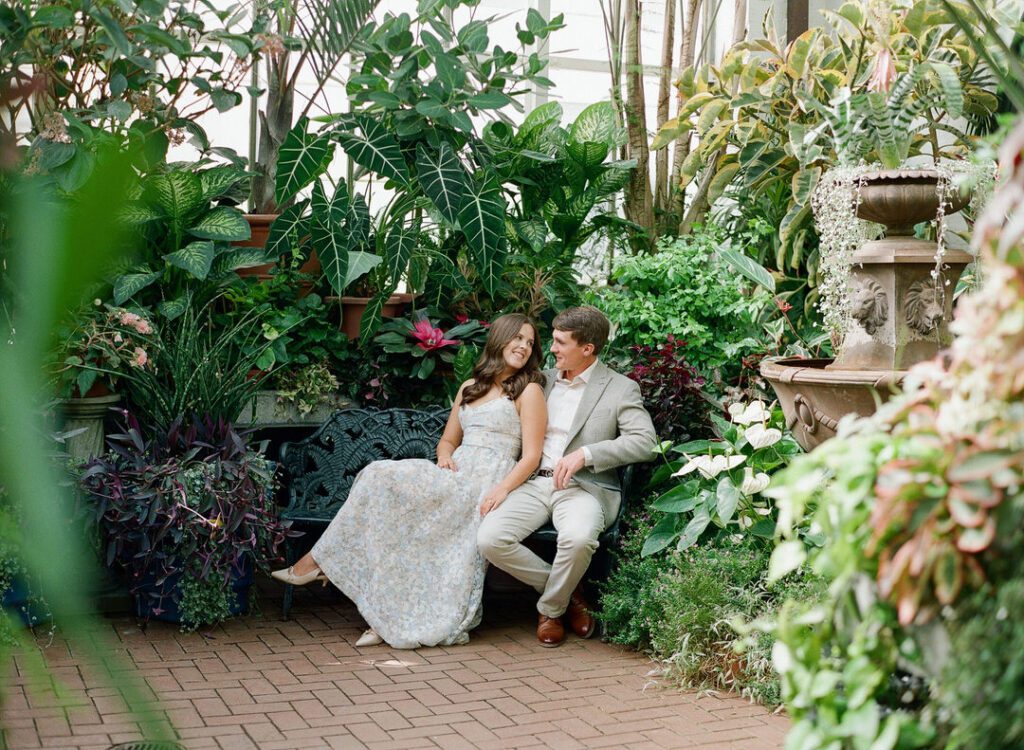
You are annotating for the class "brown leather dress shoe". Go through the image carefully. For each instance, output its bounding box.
[566,585,596,639]
[537,614,565,647]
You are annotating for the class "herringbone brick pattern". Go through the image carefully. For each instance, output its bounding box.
[2,590,788,749]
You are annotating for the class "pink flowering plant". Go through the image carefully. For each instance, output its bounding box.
[373,312,487,380]
[53,304,156,398]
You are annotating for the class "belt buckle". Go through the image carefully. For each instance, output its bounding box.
[535,468,554,479]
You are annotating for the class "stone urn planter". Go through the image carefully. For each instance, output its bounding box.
[59,390,121,462]
[763,168,970,450]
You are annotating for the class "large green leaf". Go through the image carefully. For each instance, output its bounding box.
[345,251,383,289]
[275,118,332,205]
[147,171,204,222]
[416,142,466,225]
[312,183,349,295]
[320,235,350,296]
[113,271,160,304]
[518,101,563,140]
[214,247,273,274]
[458,176,507,296]
[385,223,418,284]
[641,515,679,558]
[566,140,609,168]
[163,240,215,280]
[189,206,250,241]
[264,200,311,260]
[569,101,619,146]
[513,220,548,252]
[716,477,741,523]
[119,202,162,227]
[335,116,410,186]
[792,166,822,207]
[718,245,775,292]
[198,166,244,202]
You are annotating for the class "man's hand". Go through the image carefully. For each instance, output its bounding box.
[437,456,458,471]
[553,449,587,490]
[480,486,510,516]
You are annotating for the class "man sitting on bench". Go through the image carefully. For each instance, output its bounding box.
[477,306,657,648]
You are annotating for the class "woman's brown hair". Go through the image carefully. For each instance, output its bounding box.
[461,313,545,405]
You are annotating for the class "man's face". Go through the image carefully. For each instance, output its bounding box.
[550,329,594,374]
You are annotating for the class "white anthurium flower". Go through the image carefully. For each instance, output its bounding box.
[740,468,771,496]
[738,515,754,529]
[674,453,746,480]
[745,423,782,450]
[727,402,746,420]
[731,400,770,426]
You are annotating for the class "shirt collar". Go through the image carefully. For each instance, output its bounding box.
[558,359,599,385]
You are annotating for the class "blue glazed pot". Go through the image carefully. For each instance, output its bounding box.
[132,558,253,625]
[1,576,49,627]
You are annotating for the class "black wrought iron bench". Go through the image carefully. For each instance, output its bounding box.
[276,406,635,619]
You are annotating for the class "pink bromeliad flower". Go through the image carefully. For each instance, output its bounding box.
[410,319,459,351]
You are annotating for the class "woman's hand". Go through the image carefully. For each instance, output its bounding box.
[437,455,458,471]
[479,486,510,517]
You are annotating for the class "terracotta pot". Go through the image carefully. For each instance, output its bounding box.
[235,213,320,295]
[234,213,278,280]
[856,169,970,236]
[760,357,903,452]
[332,293,416,341]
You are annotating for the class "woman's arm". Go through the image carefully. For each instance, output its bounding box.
[479,383,547,516]
[436,380,470,470]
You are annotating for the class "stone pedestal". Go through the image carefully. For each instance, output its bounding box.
[834,238,972,371]
[59,394,121,462]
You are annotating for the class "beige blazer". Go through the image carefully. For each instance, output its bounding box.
[543,361,657,527]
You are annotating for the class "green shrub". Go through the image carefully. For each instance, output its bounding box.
[590,229,768,381]
[940,578,1024,749]
[600,514,824,705]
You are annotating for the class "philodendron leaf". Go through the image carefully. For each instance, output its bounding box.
[321,229,354,297]
[345,250,383,289]
[264,199,310,260]
[113,271,160,304]
[416,142,466,225]
[164,240,215,279]
[189,206,250,241]
[458,176,507,296]
[275,117,332,206]
[385,222,418,284]
[335,116,410,186]
[718,244,776,292]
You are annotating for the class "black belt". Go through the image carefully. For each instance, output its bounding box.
[535,469,555,478]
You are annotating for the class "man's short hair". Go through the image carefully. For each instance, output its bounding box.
[552,306,610,355]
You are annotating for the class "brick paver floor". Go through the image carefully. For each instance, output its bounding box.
[2,586,788,749]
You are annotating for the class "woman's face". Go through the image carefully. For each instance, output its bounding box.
[501,323,536,372]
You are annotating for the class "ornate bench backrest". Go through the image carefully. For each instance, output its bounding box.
[279,407,449,521]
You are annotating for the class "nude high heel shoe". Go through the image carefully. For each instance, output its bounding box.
[270,566,328,586]
[355,629,383,647]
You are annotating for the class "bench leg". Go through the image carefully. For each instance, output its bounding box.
[282,583,294,620]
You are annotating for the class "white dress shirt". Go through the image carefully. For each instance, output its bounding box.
[539,360,598,472]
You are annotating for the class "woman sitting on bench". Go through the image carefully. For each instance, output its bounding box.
[272,313,547,648]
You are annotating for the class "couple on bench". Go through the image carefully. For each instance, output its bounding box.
[272,306,656,649]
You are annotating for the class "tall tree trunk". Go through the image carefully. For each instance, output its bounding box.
[653,0,676,233]
[623,0,655,249]
[668,0,702,232]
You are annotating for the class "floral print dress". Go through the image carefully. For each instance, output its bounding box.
[312,397,522,649]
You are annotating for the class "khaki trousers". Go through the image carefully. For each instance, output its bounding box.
[477,477,605,618]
